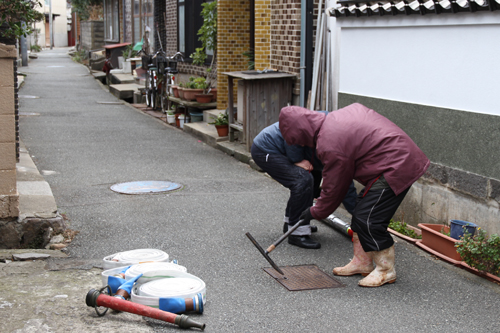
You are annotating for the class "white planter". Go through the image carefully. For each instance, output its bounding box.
[123,60,132,74]
[167,114,175,124]
[178,115,185,129]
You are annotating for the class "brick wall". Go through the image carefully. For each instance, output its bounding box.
[270,0,302,96]
[0,44,19,219]
[217,0,252,109]
[254,0,271,70]
[165,0,177,55]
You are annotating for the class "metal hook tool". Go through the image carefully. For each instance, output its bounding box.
[246,219,306,275]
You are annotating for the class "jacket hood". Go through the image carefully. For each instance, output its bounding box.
[279,106,326,147]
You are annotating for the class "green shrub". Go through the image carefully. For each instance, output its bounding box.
[388,220,422,239]
[456,229,500,276]
[30,44,42,52]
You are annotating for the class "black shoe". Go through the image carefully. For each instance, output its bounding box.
[288,235,321,249]
[283,223,318,233]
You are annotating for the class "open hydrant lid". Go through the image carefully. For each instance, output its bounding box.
[110,181,182,194]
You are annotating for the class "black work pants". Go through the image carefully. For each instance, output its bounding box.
[351,186,410,252]
[251,144,314,228]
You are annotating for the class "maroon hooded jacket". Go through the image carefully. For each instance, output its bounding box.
[279,103,430,221]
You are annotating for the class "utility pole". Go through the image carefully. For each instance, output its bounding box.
[49,0,53,49]
[20,22,28,66]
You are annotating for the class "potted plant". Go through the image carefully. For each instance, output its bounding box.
[166,106,176,125]
[456,229,500,283]
[388,219,422,244]
[182,77,204,101]
[194,77,213,103]
[177,82,186,100]
[209,112,229,137]
[190,1,217,101]
[121,44,136,74]
[416,223,463,265]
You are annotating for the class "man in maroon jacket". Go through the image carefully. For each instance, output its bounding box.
[279,103,429,287]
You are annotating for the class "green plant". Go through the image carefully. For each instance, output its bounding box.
[30,44,41,52]
[71,0,103,21]
[209,112,228,126]
[121,44,136,60]
[456,229,500,277]
[388,220,422,239]
[71,49,88,64]
[243,49,255,70]
[193,77,210,92]
[0,0,45,39]
[190,1,217,88]
[167,105,176,115]
[441,223,451,237]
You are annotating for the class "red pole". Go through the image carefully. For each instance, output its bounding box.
[86,289,205,330]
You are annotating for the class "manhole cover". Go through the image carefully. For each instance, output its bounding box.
[263,265,344,291]
[110,181,182,194]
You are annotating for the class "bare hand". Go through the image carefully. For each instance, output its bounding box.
[295,160,313,171]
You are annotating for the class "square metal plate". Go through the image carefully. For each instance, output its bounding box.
[263,265,344,291]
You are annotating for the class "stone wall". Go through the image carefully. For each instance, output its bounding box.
[0,43,19,220]
[80,21,105,51]
[340,93,500,235]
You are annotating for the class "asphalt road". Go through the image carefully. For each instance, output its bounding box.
[16,47,500,333]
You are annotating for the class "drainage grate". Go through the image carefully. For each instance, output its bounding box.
[110,181,183,195]
[263,265,344,291]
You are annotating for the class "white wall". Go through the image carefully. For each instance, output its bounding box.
[331,12,500,116]
[34,0,68,48]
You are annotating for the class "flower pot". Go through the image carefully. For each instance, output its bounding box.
[209,88,217,101]
[195,93,213,104]
[450,219,478,240]
[178,115,185,129]
[178,87,185,100]
[388,224,422,244]
[189,111,204,123]
[215,124,229,137]
[183,88,204,101]
[461,262,500,284]
[166,114,175,124]
[416,223,462,264]
[172,86,179,98]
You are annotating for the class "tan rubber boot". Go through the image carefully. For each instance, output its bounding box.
[358,245,396,287]
[332,233,374,276]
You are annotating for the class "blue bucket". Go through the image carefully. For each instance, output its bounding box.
[450,219,478,240]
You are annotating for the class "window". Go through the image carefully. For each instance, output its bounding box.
[104,0,119,42]
[133,0,154,46]
[178,0,213,63]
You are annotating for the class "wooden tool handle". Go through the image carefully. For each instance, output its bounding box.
[266,219,305,254]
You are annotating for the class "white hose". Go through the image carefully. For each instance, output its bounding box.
[102,262,187,287]
[102,248,169,270]
[131,271,207,307]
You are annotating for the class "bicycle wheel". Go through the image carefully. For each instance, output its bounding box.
[145,71,152,107]
[151,90,157,110]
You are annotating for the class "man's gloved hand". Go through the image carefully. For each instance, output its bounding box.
[300,207,313,224]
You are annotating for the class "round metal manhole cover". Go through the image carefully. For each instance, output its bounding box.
[110,181,183,195]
